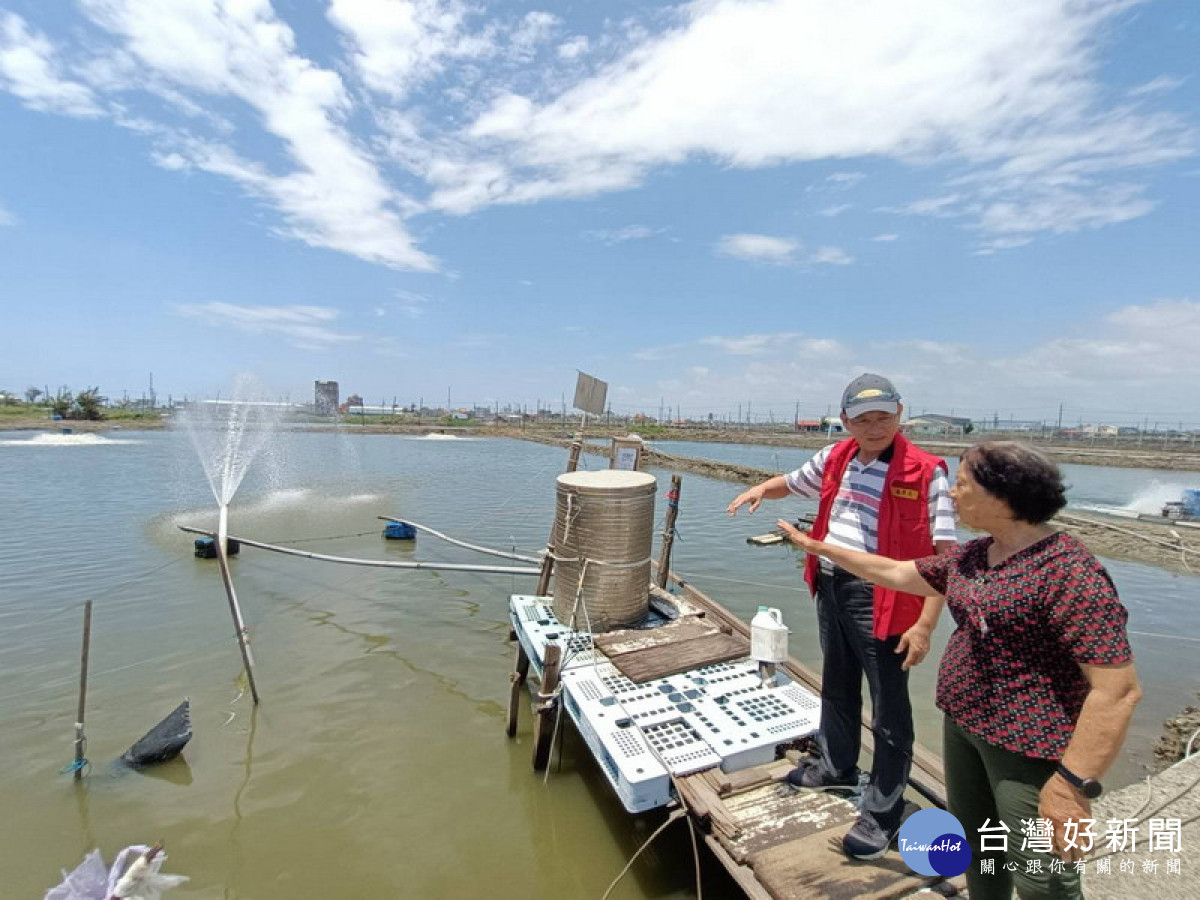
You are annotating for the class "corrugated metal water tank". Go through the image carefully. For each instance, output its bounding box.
[551,469,657,632]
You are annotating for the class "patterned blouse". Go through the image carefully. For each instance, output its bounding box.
[915,532,1133,759]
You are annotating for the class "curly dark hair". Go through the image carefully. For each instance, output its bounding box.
[961,441,1067,524]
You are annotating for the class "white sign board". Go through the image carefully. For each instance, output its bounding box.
[573,371,608,416]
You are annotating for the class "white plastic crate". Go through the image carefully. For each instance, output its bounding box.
[509,595,822,811]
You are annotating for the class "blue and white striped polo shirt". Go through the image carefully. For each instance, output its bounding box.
[785,444,957,559]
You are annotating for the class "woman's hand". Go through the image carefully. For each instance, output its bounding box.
[1038,775,1091,862]
[896,623,932,671]
[776,519,821,553]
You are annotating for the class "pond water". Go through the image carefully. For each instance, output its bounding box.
[1,430,1196,897]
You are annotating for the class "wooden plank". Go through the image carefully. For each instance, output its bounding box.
[717,783,859,864]
[704,834,774,900]
[608,631,750,683]
[675,772,741,840]
[721,759,795,795]
[750,829,938,900]
[592,616,717,656]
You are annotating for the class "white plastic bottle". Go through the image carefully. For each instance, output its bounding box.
[750,605,789,664]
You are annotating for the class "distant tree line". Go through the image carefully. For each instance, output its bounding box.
[0,385,108,420]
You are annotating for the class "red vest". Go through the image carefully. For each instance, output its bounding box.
[803,433,947,639]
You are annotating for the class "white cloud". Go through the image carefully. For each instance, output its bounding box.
[2,1,1194,273]
[72,2,434,271]
[715,234,796,264]
[0,13,102,116]
[583,224,663,244]
[327,0,492,100]
[632,342,687,362]
[1127,75,1184,98]
[809,246,853,265]
[1010,299,1200,391]
[558,36,589,61]
[454,333,503,348]
[888,194,963,217]
[0,201,14,226]
[819,204,852,217]
[510,11,559,59]
[390,290,434,318]
[701,333,802,356]
[458,0,1192,244]
[977,182,1152,236]
[872,233,899,242]
[174,303,363,350]
[628,300,1200,423]
[715,234,851,266]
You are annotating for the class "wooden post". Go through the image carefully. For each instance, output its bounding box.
[73,599,92,780]
[531,643,563,770]
[506,642,530,737]
[535,439,584,596]
[656,475,682,589]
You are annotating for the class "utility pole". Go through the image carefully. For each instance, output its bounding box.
[1057,404,1063,433]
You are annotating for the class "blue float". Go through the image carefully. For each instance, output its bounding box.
[384,521,417,540]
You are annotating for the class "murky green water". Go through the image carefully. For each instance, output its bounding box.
[1,431,1196,897]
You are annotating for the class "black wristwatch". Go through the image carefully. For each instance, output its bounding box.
[1056,762,1103,799]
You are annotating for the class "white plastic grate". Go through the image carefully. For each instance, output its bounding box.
[509,594,823,806]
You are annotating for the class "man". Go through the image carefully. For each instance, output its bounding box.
[727,373,956,859]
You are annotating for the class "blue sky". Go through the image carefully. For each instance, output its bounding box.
[1,0,1197,426]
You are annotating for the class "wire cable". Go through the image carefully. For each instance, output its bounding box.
[599,807,687,900]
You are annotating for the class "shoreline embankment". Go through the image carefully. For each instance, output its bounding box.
[5,416,1200,471]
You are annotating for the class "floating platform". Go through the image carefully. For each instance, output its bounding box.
[507,579,958,900]
[510,595,821,812]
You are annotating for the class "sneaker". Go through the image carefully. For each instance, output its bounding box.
[841,816,898,860]
[784,758,860,790]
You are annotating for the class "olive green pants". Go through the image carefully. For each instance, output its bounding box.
[944,717,1084,900]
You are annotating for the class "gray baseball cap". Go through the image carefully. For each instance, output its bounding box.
[841,373,901,417]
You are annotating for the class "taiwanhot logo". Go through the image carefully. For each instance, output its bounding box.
[897,808,972,877]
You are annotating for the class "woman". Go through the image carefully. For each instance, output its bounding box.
[778,441,1140,900]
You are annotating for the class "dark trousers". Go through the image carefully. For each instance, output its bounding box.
[945,717,1083,900]
[814,567,912,833]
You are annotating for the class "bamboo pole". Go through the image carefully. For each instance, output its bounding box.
[73,598,92,780]
[506,642,531,737]
[215,510,261,705]
[531,643,563,770]
[535,438,584,596]
[656,475,682,589]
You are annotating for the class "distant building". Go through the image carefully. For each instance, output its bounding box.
[905,414,973,435]
[794,419,824,432]
[821,416,844,433]
[314,380,339,416]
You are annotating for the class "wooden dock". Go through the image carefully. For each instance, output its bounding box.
[508,569,961,900]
